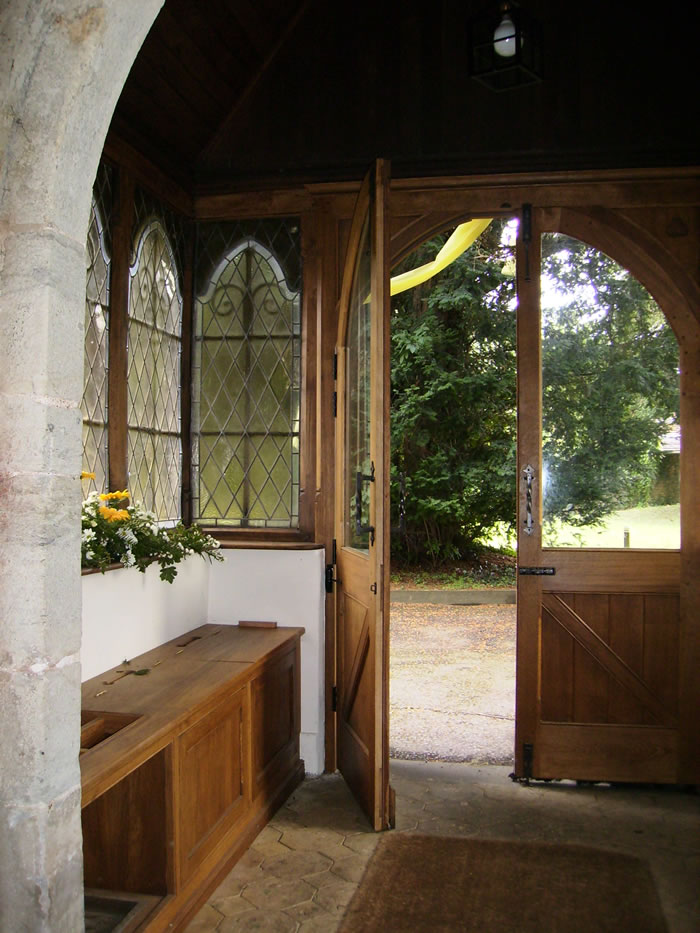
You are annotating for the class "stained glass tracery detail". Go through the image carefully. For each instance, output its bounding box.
[193,220,301,527]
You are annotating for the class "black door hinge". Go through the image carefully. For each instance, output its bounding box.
[325,540,340,592]
[523,742,534,783]
[332,391,337,417]
[332,685,338,712]
[333,351,338,380]
[325,564,342,593]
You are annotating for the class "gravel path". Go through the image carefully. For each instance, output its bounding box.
[389,601,516,765]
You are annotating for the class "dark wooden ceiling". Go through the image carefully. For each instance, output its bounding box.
[108,0,699,191]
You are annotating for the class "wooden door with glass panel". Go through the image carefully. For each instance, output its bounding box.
[334,161,391,830]
[515,207,686,784]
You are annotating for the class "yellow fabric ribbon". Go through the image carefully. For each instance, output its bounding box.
[390,218,493,297]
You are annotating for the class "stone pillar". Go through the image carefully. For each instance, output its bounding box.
[0,2,164,928]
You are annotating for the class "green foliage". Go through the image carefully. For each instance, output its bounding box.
[390,225,680,563]
[391,220,517,563]
[541,235,679,526]
[81,491,223,583]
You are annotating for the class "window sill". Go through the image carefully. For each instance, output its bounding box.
[81,563,124,576]
[203,529,322,550]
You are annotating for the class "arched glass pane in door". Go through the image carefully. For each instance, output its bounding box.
[344,213,373,551]
[540,234,680,549]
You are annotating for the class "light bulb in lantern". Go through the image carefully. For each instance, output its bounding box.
[493,10,517,58]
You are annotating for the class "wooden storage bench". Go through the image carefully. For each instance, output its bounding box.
[80,623,305,932]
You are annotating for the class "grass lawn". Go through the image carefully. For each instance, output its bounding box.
[542,503,680,549]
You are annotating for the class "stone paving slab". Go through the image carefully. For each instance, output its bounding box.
[390,602,516,764]
[187,766,700,933]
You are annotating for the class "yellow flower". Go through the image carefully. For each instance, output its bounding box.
[80,471,96,480]
[99,489,130,502]
[98,505,129,522]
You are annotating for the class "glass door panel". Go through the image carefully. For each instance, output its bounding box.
[344,213,373,551]
[540,233,680,549]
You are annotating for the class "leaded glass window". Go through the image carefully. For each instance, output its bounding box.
[193,220,301,527]
[81,165,112,495]
[127,217,183,520]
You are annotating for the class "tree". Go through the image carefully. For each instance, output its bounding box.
[390,220,517,563]
[541,234,679,527]
[390,226,680,564]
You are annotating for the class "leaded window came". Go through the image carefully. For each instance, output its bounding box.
[127,218,183,521]
[81,164,112,495]
[193,220,301,528]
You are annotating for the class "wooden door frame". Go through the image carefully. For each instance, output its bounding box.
[229,168,699,778]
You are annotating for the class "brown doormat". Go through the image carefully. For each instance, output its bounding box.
[337,834,668,933]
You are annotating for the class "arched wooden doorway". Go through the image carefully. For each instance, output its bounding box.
[333,182,699,824]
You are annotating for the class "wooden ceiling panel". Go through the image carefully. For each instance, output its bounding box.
[109,0,308,177]
[107,0,698,190]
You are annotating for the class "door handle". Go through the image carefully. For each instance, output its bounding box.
[355,463,375,545]
[522,464,535,536]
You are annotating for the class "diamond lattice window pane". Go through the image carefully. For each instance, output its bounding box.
[193,220,301,527]
[81,166,112,497]
[127,216,182,521]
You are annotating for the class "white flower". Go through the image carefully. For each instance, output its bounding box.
[123,549,136,568]
[82,528,96,543]
[116,526,137,546]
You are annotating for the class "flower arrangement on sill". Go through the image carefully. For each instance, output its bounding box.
[81,485,223,583]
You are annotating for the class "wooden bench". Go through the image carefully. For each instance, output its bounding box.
[80,623,305,932]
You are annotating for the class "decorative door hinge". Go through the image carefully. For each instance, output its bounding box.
[522,464,535,536]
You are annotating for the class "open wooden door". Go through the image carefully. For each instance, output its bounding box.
[334,160,392,830]
[514,206,692,784]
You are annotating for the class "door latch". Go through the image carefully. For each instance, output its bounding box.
[355,462,375,545]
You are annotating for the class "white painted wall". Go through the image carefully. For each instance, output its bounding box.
[81,556,211,681]
[207,548,326,775]
[81,547,326,774]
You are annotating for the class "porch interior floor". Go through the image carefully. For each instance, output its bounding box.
[186,760,700,933]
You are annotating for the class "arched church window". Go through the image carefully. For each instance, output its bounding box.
[192,221,301,527]
[127,219,183,520]
[81,165,112,495]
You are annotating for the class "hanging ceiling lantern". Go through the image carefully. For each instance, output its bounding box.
[468,1,543,91]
